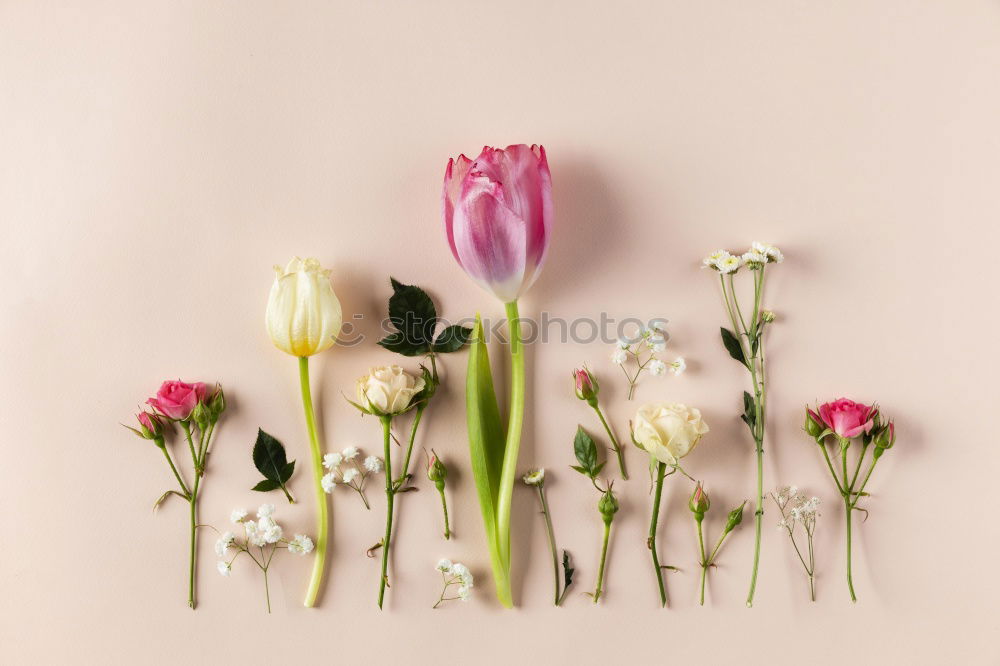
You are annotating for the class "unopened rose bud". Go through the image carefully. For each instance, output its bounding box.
[572,367,599,406]
[688,483,710,519]
[427,450,447,491]
[874,421,895,451]
[126,412,167,447]
[598,489,619,525]
[804,407,825,439]
[191,401,211,429]
[208,386,226,422]
[724,501,747,533]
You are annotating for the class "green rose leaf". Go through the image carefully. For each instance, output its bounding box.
[388,277,438,347]
[573,426,599,478]
[432,324,473,353]
[251,429,296,502]
[378,331,429,357]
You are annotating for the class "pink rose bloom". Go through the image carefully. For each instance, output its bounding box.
[809,398,877,439]
[147,380,209,421]
[442,144,553,303]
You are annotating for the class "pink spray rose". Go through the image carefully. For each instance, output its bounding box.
[572,367,598,403]
[442,144,553,303]
[147,380,209,421]
[809,398,877,439]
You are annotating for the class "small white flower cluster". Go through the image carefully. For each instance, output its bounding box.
[703,242,783,274]
[610,324,685,398]
[433,559,474,607]
[773,486,820,533]
[217,504,313,611]
[321,446,380,507]
[217,505,313,577]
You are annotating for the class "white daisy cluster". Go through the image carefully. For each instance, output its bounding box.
[217,505,314,612]
[433,559,474,608]
[703,242,783,274]
[610,324,685,399]
[321,446,379,508]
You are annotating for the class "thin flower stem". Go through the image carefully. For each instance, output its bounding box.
[849,442,869,490]
[820,442,846,494]
[263,564,271,613]
[438,486,451,540]
[697,518,707,606]
[537,486,561,606]
[299,356,329,608]
[842,447,857,602]
[851,457,879,504]
[356,487,371,510]
[593,403,627,480]
[378,415,395,609]
[397,404,425,488]
[160,446,190,497]
[807,531,816,601]
[648,462,668,607]
[593,521,612,604]
[187,470,200,609]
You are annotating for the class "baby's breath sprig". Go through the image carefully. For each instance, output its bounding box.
[320,447,381,509]
[609,325,685,400]
[432,559,474,608]
[772,486,820,601]
[216,504,314,613]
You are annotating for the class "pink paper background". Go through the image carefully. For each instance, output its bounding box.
[3,2,998,664]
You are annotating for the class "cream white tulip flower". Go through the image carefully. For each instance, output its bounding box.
[266,257,343,357]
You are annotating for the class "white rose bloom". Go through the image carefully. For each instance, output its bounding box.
[356,365,426,415]
[631,402,710,465]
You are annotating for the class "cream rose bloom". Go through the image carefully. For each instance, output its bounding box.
[632,402,709,465]
[356,365,426,415]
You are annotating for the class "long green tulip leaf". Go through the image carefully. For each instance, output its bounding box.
[466,315,506,571]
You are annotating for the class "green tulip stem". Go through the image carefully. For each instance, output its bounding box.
[299,356,329,608]
[494,299,525,608]
[378,415,394,609]
[648,462,668,607]
[593,403,627,479]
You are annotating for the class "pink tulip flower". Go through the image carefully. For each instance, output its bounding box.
[442,144,553,303]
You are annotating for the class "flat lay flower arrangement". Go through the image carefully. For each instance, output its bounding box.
[122,143,899,613]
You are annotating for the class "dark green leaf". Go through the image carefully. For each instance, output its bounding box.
[741,391,756,432]
[252,479,280,492]
[377,331,429,357]
[573,426,598,477]
[562,550,575,590]
[280,460,295,483]
[570,464,589,476]
[253,429,288,482]
[432,324,473,353]
[720,327,747,367]
[388,278,438,347]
